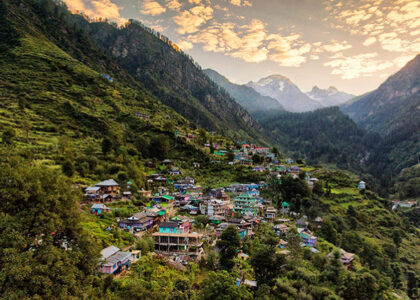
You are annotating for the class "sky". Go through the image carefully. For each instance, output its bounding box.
[63,0,420,95]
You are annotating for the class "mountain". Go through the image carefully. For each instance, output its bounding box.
[341,54,420,186]
[306,86,354,107]
[246,75,323,112]
[341,54,420,135]
[67,17,269,145]
[203,69,284,114]
[256,107,369,168]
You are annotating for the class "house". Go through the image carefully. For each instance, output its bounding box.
[296,218,308,228]
[169,168,181,176]
[130,250,141,263]
[91,203,110,215]
[233,194,258,216]
[281,202,290,214]
[392,200,416,210]
[290,166,300,173]
[84,186,101,200]
[307,178,319,187]
[265,207,277,220]
[99,246,131,274]
[299,229,317,247]
[278,239,288,249]
[95,179,119,196]
[152,232,203,257]
[252,166,266,172]
[238,228,248,239]
[118,214,154,232]
[138,189,152,198]
[358,181,366,190]
[315,217,323,228]
[209,215,225,225]
[162,159,173,165]
[273,224,288,236]
[170,216,191,232]
[159,222,186,234]
[193,162,200,168]
[200,199,227,216]
[329,248,355,266]
[237,252,250,261]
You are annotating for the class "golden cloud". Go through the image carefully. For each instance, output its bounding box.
[140,0,167,16]
[64,0,126,24]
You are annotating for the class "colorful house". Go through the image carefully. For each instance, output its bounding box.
[233,194,258,216]
[159,222,185,234]
[281,202,290,214]
[99,246,131,274]
[300,230,317,247]
[91,203,110,215]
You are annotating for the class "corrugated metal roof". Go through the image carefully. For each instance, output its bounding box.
[95,179,119,187]
[101,246,120,260]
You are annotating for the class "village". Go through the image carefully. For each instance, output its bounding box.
[79,141,377,284]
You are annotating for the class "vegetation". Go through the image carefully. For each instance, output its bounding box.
[0,1,418,300]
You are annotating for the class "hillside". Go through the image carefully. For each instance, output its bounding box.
[203,69,284,114]
[66,16,269,145]
[341,54,420,186]
[0,1,419,300]
[0,0,230,188]
[247,75,323,112]
[256,107,370,168]
[306,86,354,107]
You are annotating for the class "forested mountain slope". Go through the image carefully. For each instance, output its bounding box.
[256,107,372,169]
[67,15,269,145]
[341,54,420,186]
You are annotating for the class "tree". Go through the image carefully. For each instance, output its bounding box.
[0,157,99,299]
[199,271,252,300]
[101,137,113,155]
[163,121,174,133]
[62,160,75,177]
[216,226,240,270]
[319,218,338,245]
[250,244,286,285]
[392,229,402,248]
[340,272,379,300]
[2,127,16,144]
[150,135,170,160]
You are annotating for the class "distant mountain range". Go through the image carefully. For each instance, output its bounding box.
[306,86,354,107]
[203,69,284,114]
[205,69,354,114]
[246,75,322,113]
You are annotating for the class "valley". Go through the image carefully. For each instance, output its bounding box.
[0,1,419,300]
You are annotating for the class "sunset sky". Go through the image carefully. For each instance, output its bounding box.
[64,0,420,95]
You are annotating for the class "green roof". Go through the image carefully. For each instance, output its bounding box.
[281,202,290,207]
[161,195,175,200]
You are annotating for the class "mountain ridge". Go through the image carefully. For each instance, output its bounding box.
[307,86,355,107]
[203,68,284,115]
[247,75,323,112]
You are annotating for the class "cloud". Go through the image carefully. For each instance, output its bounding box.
[363,37,377,46]
[173,5,214,34]
[322,41,352,52]
[230,0,252,7]
[393,55,416,67]
[324,52,394,79]
[165,0,183,11]
[184,18,311,66]
[140,0,166,16]
[64,0,126,24]
[176,40,194,50]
